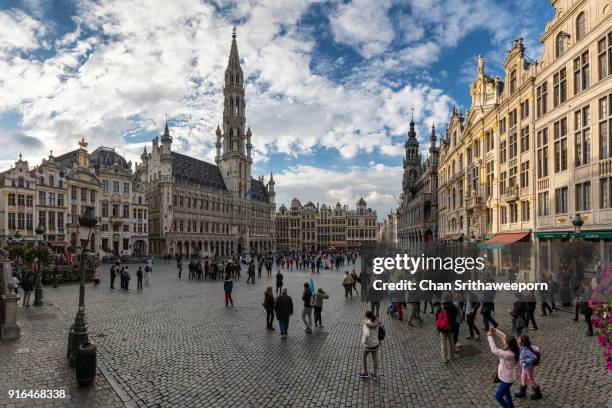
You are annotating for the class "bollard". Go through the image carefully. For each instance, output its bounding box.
[76,342,97,386]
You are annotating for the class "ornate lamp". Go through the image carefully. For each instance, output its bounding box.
[67,206,97,367]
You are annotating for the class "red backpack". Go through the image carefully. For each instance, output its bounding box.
[436,308,450,331]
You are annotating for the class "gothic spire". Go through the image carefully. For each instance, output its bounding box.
[161,121,172,143]
[227,26,241,71]
[430,124,436,142]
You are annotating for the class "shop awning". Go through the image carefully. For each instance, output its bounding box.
[48,241,68,247]
[534,232,569,239]
[479,232,530,249]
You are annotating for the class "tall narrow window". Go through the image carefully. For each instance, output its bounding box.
[520,161,529,188]
[520,125,529,153]
[554,117,568,172]
[576,12,586,42]
[556,32,565,58]
[553,68,567,107]
[537,128,549,178]
[598,32,612,80]
[555,186,568,214]
[509,69,517,94]
[536,82,548,117]
[575,106,591,166]
[575,181,591,211]
[573,51,590,94]
[600,94,612,159]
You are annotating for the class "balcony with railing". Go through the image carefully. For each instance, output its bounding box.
[501,185,519,202]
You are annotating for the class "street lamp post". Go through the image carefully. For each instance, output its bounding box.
[14,230,22,278]
[571,212,584,238]
[33,223,46,306]
[67,206,98,367]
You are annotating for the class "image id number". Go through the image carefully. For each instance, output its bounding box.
[8,390,66,399]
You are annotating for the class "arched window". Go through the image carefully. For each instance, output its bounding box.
[234,97,239,116]
[555,32,565,58]
[452,188,456,209]
[49,175,54,187]
[576,12,586,41]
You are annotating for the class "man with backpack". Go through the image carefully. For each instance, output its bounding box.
[435,292,457,363]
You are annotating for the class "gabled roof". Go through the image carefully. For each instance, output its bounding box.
[90,147,130,170]
[54,149,79,170]
[171,152,226,190]
[250,178,269,202]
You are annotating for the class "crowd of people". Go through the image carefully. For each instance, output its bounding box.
[8,245,606,406]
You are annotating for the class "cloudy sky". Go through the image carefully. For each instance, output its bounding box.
[0,0,554,218]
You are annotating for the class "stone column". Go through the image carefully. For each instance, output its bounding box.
[1,259,21,339]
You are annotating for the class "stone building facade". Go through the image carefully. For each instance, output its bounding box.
[397,119,439,249]
[0,140,147,256]
[0,156,38,248]
[534,0,612,267]
[276,198,377,252]
[378,212,398,246]
[436,0,612,269]
[91,146,148,256]
[138,30,275,257]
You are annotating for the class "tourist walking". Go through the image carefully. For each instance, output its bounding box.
[110,263,117,289]
[92,264,100,285]
[137,267,143,290]
[359,310,380,380]
[21,272,33,307]
[525,291,538,330]
[224,273,234,307]
[580,285,594,336]
[275,288,293,339]
[313,288,329,327]
[465,292,481,340]
[350,270,360,295]
[177,258,182,279]
[435,293,457,363]
[275,270,283,294]
[510,295,527,338]
[122,266,131,290]
[514,335,542,400]
[302,283,314,333]
[408,301,422,326]
[342,272,353,297]
[263,286,275,330]
[487,327,519,408]
[144,262,152,287]
[481,289,498,330]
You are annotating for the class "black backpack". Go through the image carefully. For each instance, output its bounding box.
[378,324,386,341]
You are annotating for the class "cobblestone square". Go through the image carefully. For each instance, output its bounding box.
[1,260,611,407]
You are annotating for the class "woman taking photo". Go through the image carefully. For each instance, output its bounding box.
[487,327,519,408]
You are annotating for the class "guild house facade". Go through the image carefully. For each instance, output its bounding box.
[276,198,377,252]
[436,0,612,272]
[0,142,148,257]
[138,29,276,257]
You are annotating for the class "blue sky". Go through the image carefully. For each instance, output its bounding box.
[0,0,554,217]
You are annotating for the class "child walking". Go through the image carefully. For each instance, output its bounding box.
[514,335,542,400]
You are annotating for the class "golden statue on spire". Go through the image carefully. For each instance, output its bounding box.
[78,137,88,149]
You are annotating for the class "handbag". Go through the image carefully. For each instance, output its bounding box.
[492,367,500,383]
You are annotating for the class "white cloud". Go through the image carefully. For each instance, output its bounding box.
[329,0,395,59]
[0,8,47,51]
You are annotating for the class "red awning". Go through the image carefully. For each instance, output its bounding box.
[479,232,530,249]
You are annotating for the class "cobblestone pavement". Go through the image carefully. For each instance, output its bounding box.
[2,259,611,408]
[0,294,123,407]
